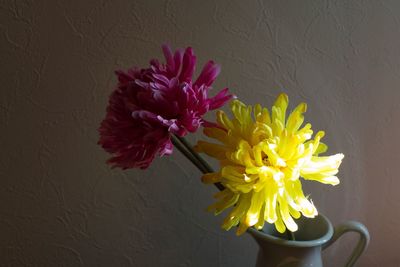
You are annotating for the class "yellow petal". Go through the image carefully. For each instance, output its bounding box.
[296,123,313,143]
[208,191,239,215]
[231,100,252,125]
[315,142,328,155]
[302,174,340,185]
[264,183,278,223]
[289,205,301,219]
[221,166,246,182]
[271,115,285,136]
[274,208,286,233]
[286,102,307,134]
[285,179,317,217]
[301,154,344,176]
[258,107,271,124]
[203,127,228,144]
[222,193,251,231]
[252,144,263,166]
[201,172,221,184]
[262,141,286,167]
[195,141,227,160]
[279,198,298,232]
[217,110,233,130]
[255,204,266,230]
[245,188,267,226]
[272,93,289,125]
[236,218,250,235]
[299,197,318,218]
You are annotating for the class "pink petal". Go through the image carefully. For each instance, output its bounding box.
[194,61,221,87]
[162,44,175,73]
[179,47,196,82]
[208,88,234,110]
[159,138,173,156]
[172,48,184,76]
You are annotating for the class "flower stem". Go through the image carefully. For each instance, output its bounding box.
[171,135,224,191]
[176,136,214,173]
[171,135,207,173]
[286,230,296,241]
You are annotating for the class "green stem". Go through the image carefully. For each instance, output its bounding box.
[171,135,224,191]
[176,136,215,173]
[286,230,295,241]
[171,135,207,173]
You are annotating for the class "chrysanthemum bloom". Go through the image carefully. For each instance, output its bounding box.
[98,45,233,169]
[195,94,344,235]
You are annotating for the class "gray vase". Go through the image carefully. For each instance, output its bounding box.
[247,214,370,267]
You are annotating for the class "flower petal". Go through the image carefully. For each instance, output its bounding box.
[194,61,220,87]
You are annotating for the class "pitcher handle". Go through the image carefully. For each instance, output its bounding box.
[322,220,370,267]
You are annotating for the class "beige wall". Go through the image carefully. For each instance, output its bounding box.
[1,0,399,266]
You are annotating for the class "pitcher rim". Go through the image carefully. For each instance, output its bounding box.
[247,213,334,248]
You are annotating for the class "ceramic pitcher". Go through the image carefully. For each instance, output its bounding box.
[248,214,370,267]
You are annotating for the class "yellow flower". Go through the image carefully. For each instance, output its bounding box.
[195,93,344,235]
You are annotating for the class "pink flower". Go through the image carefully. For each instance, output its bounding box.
[98,45,233,169]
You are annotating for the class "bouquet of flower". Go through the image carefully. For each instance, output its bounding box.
[98,45,344,238]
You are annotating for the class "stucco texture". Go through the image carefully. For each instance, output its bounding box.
[0,0,398,266]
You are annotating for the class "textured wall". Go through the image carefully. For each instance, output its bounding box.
[1,0,399,266]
